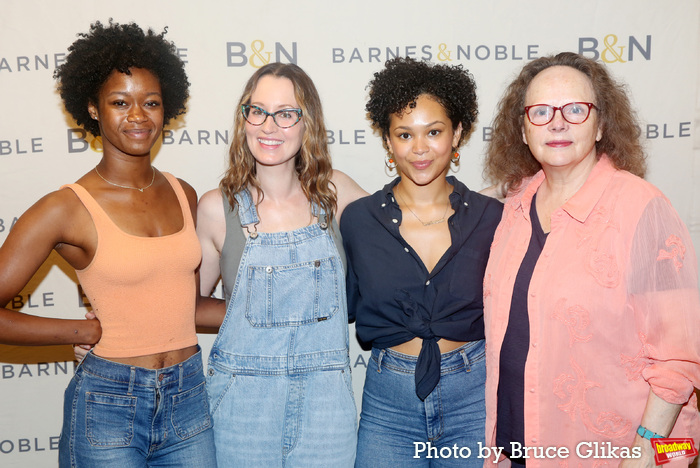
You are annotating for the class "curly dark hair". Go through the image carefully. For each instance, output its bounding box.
[54,20,189,137]
[484,52,646,196]
[365,56,478,150]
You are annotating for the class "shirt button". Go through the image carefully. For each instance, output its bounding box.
[531,438,537,444]
[425,280,430,286]
[464,202,468,206]
[381,203,386,208]
[532,342,537,348]
[530,388,535,393]
[404,247,409,253]
[392,219,398,223]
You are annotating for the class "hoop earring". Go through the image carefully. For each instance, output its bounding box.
[384,154,397,177]
[450,151,461,173]
[385,154,397,170]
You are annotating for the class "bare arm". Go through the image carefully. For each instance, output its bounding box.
[194,188,226,329]
[331,169,368,222]
[0,190,101,346]
[196,189,226,297]
[479,183,505,202]
[619,390,682,467]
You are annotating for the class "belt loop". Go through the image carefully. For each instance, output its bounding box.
[179,363,184,392]
[75,350,90,371]
[128,367,136,395]
[461,348,471,373]
[376,349,385,373]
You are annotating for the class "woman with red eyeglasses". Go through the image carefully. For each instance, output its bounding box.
[483,52,700,466]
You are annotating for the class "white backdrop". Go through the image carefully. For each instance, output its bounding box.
[1,1,699,466]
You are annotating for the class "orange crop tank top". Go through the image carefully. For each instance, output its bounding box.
[63,173,201,358]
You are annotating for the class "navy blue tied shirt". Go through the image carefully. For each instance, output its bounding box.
[341,177,502,400]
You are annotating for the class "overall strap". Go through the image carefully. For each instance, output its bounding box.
[315,204,347,274]
[234,188,259,227]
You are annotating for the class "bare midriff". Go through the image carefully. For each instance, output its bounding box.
[391,337,467,356]
[104,345,199,369]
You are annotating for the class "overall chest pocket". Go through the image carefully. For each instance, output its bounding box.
[245,256,340,327]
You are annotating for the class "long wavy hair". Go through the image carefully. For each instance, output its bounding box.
[220,63,337,222]
[484,52,646,196]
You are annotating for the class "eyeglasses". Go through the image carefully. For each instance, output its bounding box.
[241,105,303,128]
[524,102,597,126]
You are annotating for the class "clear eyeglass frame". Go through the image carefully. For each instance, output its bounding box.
[524,102,597,126]
[241,104,303,128]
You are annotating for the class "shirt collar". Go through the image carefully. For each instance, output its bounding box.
[381,176,468,206]
[511,154,617,223]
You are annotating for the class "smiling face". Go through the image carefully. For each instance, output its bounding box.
[244,75,305,169]
[522,66,602,174]
[88,68,164,158]
[386,94,461,188]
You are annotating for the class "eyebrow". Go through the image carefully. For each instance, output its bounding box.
[249,103,300,110]
[393,120,445,130]
[104,91,163,97]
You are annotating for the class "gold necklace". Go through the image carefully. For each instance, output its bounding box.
[95,166,156,193]
[395,188,450,227]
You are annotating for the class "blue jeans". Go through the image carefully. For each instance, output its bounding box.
[355,341,486,468]
[59,348,217,467]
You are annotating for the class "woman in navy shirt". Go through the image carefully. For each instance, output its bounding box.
[341,57,502,467]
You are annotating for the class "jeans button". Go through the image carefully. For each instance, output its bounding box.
[208,368,215,376]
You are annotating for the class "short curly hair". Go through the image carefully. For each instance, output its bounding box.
[365,56,478,150]
[54,20,189,137]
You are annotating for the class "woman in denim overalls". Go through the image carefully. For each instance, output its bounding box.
[197,63,367,467]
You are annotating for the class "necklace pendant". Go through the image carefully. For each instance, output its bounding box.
[422,218,445,227]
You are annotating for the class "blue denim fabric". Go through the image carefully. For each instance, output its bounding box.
[59,348,216,467]
[355,341,486,468]
[207,189,356,467]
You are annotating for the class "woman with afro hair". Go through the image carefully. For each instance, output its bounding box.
[340,56,503,467]
[0,20,220,466]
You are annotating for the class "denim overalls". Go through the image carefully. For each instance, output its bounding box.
[206,189,357,467]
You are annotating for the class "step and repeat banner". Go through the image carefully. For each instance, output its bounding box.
[1,1,699,466]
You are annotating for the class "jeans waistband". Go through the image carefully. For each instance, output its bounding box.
[80,346,203,389]
[371,339,485,375]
